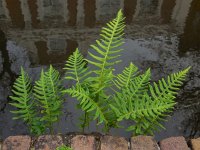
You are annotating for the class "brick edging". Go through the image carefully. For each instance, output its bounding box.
[1,133,198,150]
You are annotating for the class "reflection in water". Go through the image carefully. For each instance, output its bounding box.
[0,29,16,82]
[84,0,96,27]
[5,0,25,28]
[0,0,200,140]
[67,0,78,26]
[139,0,159,16]
[35,39,78,64]
[161,0,176,23]
[28,0,40,28]
[183,106,200,138]
[179,0,200,53]
[124,0,137,23]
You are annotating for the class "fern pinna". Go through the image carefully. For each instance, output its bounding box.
[10,65,63,135]
[63,9,190,135]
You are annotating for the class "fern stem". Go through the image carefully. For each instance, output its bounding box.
[21,71,32,124]
[41,70,52,132]
[82,112,87,133]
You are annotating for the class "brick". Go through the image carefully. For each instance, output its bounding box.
[131,136,159,150]
[159,136,189,150]
[71,135,96,150]
[191,138,200,150]
[101,135,128,150]
[34,135,63,150]
[2,135,31,150]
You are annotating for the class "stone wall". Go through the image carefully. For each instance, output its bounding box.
[1,133,200,150]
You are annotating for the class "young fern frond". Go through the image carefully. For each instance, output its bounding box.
[86,9,125,90]
[113,62,138,89]
[9,67,44,135]
[64,85,108,125]
[34,65,63,132]
[64,48,89,84]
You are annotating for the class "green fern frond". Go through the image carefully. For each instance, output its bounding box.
[34,65,63,131]
[149,67,191,102]
[128,68,151,98]
[64,48,89,84]
[64,85,108,125]
[113,62,138,89]
[10,67,33,121]
[86,10,125,90]
[110,91,175,135]
[9,67,44,135]
[110,67,190,135]
[112,68,151,98]
[87,10,125,69]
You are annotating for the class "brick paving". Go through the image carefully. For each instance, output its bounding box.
[71,135,96,150]
[0,134,196,150]
[190,137,200,150]
[131,136,159,150]
[100,135,128,150]
[34,135,63,150]
[159,136,189,150]
[2,135,31,150]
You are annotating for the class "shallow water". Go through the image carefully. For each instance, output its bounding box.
[0,0,200,141]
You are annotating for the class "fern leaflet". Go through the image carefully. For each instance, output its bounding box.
[113,62,138,89]
[64,48,89,84]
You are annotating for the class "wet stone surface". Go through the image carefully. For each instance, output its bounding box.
[100,135,128,150]
[159,136,189,150]
[131,136,159,150]
[34,135,63,150]
[2,135,31,150]
[71,135,96,150]
[190,138,200,150]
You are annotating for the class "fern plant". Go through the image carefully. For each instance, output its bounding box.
[10,65,63,135]
[63,10,125,131]
[10,10,190,136]
[110,66,190,135]
[9,67,45,134]
[34,65,63,133]
[63,9,190,135]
